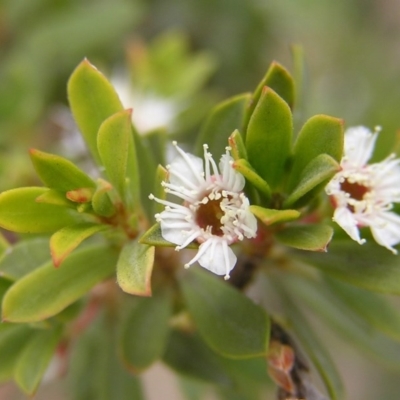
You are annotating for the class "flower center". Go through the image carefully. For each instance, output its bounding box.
[340,179,369,201]
[195,198,224,236]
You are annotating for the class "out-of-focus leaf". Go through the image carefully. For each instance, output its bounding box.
[67,59,123,164]
[180,268,270,358]
[278,271,400,371]
[69,313,144,400]
[0,187,79,233]
[30,149,95,192]
[244,62,295,132]
[119,288,172,372]
[288,115,343,191]
[250,206,300,227]
[163,329,234,387]
[325,277,400,342]
[196,93,251,157]
[275,224,333,252]
[50,222,108,267]
[0,279,12,302]
[36,189,75,208]
[14,326,62,395]
[0,325,34,383]
[97,109,140,210]
[228,130,247,161]
[246,87,292,189]
[276,280,344,400]
[292,240,400,294]
[2,245,118,323]
[233,159,271,200]
[116,241,154,296]
[283,154,340,208]
[0,237,50,281]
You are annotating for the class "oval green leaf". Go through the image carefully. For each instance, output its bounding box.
[0,237,51,281]
[292,240,400,294]
[180,268,270,358]
[0,187,79,233]
[14,326,62,395]
[67,59,124,164]
[97,109,140,209]
[244,61,295,133]
[228,129,247,161]
[116,241,154,296]
[233,159,271,200]
[275,224,333,252]
[246,87,293,189]
[276,281,344,400]
[288,115,343,191]
[196,93,251,157]
[30,149,95,192]
[2,244,118,322]
[119,288,172,372]
[284,154,340,208]
[163,329,234,387]
[0,325,35,383]
[250,206,300,227]
[50,222,109,267]
[325,277,400,342]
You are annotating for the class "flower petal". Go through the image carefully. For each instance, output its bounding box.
[159,210,197,246]
[370,211,400,254]
[333,207,365,245]
[197,238,236,278]
[343,126,378,167]
[219,154,245,192]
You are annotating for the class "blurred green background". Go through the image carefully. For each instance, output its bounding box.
[1,0,400,399]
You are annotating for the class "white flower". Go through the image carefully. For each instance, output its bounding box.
[111,72,180,133]
[149,142,258,279]
[325,126,400,253]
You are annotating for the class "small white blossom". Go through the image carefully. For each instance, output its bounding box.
[325,126,400,253]
[149,142,257,279]
[111,72,180,133]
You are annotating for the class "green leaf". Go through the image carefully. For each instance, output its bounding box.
[275,224,333,252]
[0,187,79,233]
[284,154,340,208]
[2,244,118,323]
[276,283,344,400]
[244,62,295,132]
[97,109,140,209]
[67,59,124,164]
[278,271,400,371]
[325,277,400,342]
[0,237,51,281]
[249,206,300,227]
[232,159,271,200]
[30,149,95,192]
[14,326,62,395]
[180,268,270,358]
[292,240,400,294]
[36,189,75,208]
[196,93,251,157]
[288,115,343,191]
[69,313,144,400]
[0,278,12,302]
[0,325,34,383]
[50,222,108,267]
[139,223,197,249]
[92,179,116,217]
[119,289,172,372]
[163,329,234,387]
[246,87,292,189]
[228,130,247,161]
[116,241,154,296]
